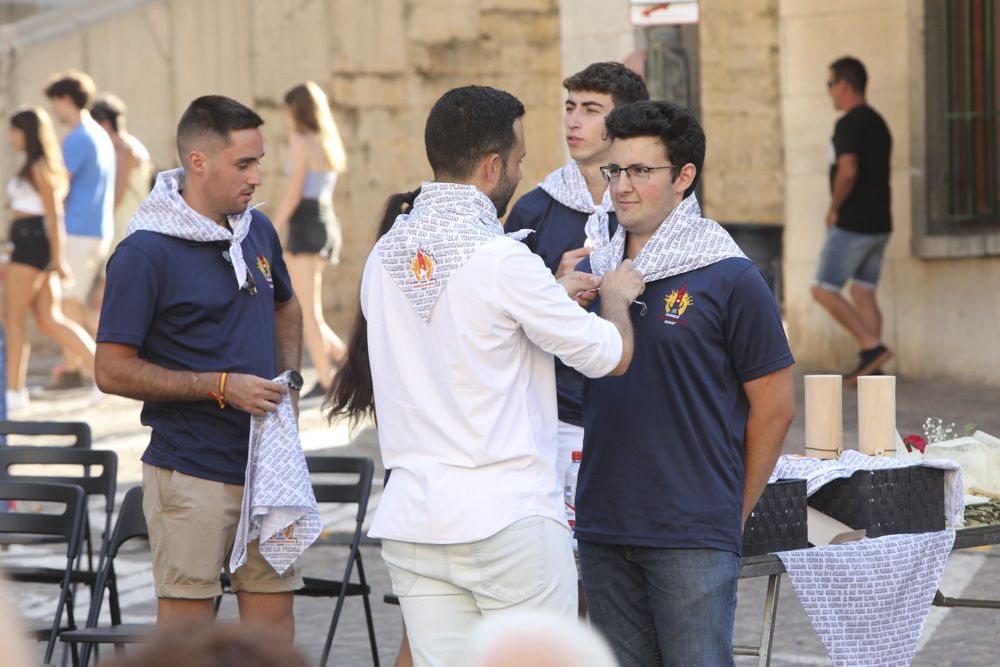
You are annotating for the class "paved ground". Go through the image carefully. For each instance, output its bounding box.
[4,367,1000,665]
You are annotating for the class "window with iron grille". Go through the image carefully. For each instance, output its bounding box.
[921,0,1000,256]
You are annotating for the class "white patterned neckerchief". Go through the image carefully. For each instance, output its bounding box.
[377,182,507,321]
[539,161,613,247]
[127,168,254,289]
[588,194,746,284]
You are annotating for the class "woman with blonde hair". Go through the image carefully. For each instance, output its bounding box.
[272,81,347,399]
[5,107,97,410]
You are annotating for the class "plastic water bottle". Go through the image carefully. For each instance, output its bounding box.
[564,451,582,550]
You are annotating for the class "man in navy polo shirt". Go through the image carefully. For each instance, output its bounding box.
[576,101,796,666]
[94,96,304,637]
[505,62,648,483]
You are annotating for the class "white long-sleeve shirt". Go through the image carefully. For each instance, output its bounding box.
[364,236,622,544]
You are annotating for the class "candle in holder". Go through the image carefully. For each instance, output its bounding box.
[805,374,843,459]
[858,375,896,456]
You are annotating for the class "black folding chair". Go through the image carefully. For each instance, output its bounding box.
[0,420,91,544]
[59,486,152,666]
[0,481,86,665]
[297,455,378,667]
[0,447,117,580]
[0,420,92,449]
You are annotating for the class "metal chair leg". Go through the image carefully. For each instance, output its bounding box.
[356,552,380,666]
[757,574,781,667]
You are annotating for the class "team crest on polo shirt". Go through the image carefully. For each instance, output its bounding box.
[660,283,694,325]
[256,254,274,288]
[409,247,436,289]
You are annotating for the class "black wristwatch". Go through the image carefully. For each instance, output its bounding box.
[282,370,304,391]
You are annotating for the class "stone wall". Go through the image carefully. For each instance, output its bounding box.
[0,0,564,347]
[698,0,783,224]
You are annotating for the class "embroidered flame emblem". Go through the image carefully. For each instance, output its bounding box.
[665,284,693,317]
[256,254,271,280]
[411,248,434,283]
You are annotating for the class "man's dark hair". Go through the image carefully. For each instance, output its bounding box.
[563,61,649,107]
[43,70,96,109]
[91,94,127,132]
[176,95,264,162]
[424,86,525,180]
[830,56,868,94]
[604,101,705,199]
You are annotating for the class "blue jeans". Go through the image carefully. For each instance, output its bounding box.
[814,226,890,291]
[578,541,739,667]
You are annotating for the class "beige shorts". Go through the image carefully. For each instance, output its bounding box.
[63,234,110,301]
[142,463,303,599]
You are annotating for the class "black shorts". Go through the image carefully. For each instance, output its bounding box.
[287,198,341,263]
[9,216,50,270]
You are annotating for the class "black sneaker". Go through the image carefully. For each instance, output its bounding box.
[300,383,327,401]
[844,344,892,384]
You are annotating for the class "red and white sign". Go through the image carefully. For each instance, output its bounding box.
[629,1,699,26]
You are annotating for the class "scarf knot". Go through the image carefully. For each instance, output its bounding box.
[539,161,613,247]
[127,168,254,289]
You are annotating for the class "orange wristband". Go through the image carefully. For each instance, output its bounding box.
[207,371,228,409]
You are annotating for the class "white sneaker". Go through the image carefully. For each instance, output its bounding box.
[5,388,30,412]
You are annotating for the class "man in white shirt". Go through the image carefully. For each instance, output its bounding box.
[327,85,643,667]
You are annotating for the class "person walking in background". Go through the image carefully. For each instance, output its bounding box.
[270,81,347,400]
[505,60,648,487]
[811,56,893,382]
[4,107,98,411]
[90,93,154,315]
[90,93,153,246]
[44,70,115,389]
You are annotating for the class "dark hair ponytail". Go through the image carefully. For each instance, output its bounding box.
[325,187,421,424]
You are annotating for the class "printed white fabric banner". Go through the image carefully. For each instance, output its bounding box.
[777,530,955,667]
[230,374,321,575]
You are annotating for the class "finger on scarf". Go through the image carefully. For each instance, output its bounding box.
[558,271,601,299]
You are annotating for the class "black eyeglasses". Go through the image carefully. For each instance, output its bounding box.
[600,164,681,183]
[221,248,257,295]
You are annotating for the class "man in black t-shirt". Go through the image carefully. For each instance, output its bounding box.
[811,56,893,382]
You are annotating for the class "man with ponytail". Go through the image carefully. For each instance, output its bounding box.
[328,85,643,667]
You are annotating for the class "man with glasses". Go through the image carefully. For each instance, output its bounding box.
[504,62,648,485]
[94,95,304,637]
[812,56,893,382]
[574,101,795,666]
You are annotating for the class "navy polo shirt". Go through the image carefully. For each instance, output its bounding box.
[504,186,618,426]
[575,256,794,555]
[97,211,293,484]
